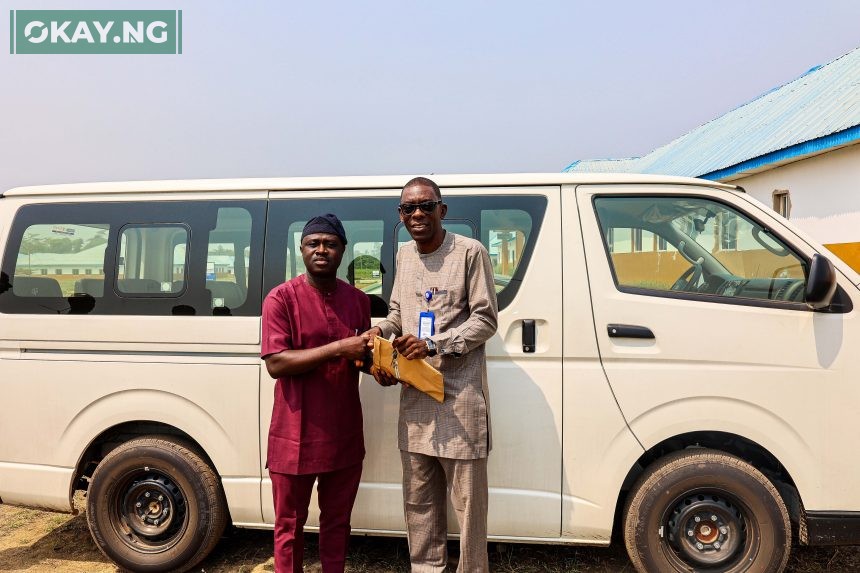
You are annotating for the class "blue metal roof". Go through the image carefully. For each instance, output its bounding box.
[565,47,860,179]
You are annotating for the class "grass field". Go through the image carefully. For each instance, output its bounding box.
[2,502,860,572]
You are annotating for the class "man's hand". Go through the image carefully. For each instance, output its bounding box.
[337,334,371,361]
[370,365,401,387]
[362,326,382,348]
[362,327,401,386]
[393,334,429,360]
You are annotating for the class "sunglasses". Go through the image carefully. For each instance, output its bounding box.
[398,200,442,215]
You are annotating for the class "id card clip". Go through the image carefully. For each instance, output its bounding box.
[419,290,435,339]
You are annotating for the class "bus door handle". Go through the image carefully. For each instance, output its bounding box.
[522,319,536,353]
[607,324,654,339]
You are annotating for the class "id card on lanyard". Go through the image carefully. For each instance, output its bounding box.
[418,290,435,339]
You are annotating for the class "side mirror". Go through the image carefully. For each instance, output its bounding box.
[805,254,837,310]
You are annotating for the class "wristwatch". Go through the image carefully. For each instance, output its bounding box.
[425,338,437,357]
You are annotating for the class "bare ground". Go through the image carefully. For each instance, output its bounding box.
[2,503,859,572]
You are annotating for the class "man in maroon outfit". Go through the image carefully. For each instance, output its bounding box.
[262,214,371,573]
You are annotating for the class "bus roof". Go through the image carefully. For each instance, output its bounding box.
[3,172,740,197]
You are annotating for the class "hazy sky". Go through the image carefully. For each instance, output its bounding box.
[1,1,858,191]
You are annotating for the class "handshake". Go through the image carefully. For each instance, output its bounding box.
[363,327,433,387]
[339,327,443,401]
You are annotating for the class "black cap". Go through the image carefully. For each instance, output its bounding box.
[301,213,347,246]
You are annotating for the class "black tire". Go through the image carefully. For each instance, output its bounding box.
[86,436,228,572]
[624,449,791,573]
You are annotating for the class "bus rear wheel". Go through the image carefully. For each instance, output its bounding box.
[624,449,790,573]
[86,436,227,572]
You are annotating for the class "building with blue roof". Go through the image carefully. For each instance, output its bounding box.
[565,46,860,267]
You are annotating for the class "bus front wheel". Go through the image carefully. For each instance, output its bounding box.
[624,449,791,573]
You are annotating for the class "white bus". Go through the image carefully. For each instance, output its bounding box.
[1,174,858,573]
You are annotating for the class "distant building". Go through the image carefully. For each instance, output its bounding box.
[15,244,106,277]
[565,46,860,269]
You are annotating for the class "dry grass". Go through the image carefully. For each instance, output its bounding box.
[1,503,859,572]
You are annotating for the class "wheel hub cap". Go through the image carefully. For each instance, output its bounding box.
[668,494,745,567]
[122,473,183,539]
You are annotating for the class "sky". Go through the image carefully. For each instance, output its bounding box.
[1,0,859,192]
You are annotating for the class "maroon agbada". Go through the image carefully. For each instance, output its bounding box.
[262,274,370,572]
[262,274,370,474]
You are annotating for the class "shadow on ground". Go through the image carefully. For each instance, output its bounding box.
[1,504,860,573]
[0,512,112,572]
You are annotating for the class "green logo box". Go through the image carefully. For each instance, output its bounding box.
[10,10,182,54]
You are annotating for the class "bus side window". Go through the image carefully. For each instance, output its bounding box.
[264,198,397,317]
[117,225,188,296]
[206,208,253,312]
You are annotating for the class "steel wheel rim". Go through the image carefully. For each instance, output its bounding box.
[662,488,760,571]
[108,466,189,554]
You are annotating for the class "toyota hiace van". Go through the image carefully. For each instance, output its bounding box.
[1,174,857,573]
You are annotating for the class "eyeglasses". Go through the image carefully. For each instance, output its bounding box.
[398,201,442,215]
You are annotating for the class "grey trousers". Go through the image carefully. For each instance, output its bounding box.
[400,451,489,573]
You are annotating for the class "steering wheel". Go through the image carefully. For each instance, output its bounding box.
[670,264,702,292]
[781,278,806,302]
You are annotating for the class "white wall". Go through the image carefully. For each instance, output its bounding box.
[730,143,860,244]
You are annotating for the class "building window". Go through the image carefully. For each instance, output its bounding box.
[773,190,791,219]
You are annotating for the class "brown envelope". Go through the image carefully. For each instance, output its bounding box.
[373,336,444,403]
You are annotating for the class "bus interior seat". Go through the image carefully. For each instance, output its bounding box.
[206,281,245,309]
[369,295,389,317]
[117,278,162,294]
[13,276,63,298]
[74,278,105,297]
